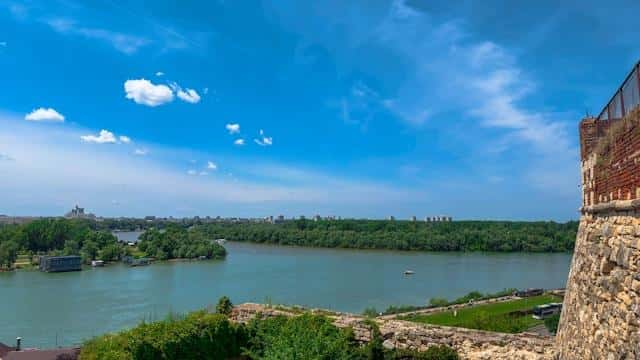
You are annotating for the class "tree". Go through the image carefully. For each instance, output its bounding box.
[429,298,449,307]
[99,244,121,262]
[216,296,233,316]
[0,240,18,269]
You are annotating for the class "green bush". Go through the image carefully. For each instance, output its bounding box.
[428,298,449,307]
[244,313,357,360]
[80,311,245,360]
[544,313,560,334]
[362,307,379,318]
[215,296,233,316]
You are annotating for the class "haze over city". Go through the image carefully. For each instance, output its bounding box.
[1,0,638,220]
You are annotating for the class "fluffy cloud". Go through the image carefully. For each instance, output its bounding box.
[234,138,245,146]
[176,88,201,104]
[187,169,197,175]
[81,129,117,144]
[134,148,148,156]
[226,123,240,134]
[25,108,65,122]
[155,71,164,77]
[119,136,132,144]
[207,161,217,170]
[254,129,273,146]
[124,79,174,107]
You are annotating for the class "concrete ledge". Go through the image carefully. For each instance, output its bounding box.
[582,199,640,214]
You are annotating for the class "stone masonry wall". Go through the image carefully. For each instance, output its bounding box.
[556,214,640,359]
[231,303,556,360]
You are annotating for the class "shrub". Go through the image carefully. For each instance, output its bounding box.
[80,311,245,360]
[215,296,233,316]
[244,313,357,360]
[428,298,449,307]
[362,307,379,318]
[544,313,560,334]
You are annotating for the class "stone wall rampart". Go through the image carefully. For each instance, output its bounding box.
[231,303,555,360]
[556,215,640,359]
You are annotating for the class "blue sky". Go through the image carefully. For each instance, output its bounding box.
[0,0,638,220]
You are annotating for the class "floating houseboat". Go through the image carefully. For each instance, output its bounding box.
[39,256,82,273]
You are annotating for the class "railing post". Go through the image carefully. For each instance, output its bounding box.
[637,62,640,109]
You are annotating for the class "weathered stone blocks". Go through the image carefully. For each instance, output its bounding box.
[556,215,640,360]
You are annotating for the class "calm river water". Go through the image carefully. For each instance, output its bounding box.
[0,241,573,348]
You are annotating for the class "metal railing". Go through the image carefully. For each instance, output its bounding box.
[598,61,640,121]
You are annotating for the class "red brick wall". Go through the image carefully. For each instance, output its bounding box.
[580,110,640,206]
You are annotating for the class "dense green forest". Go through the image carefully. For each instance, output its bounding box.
[0,218,123,268]
[137,225,226,261]
[198,220,578,252]
[0,219,227,269]
[80,297,459,360]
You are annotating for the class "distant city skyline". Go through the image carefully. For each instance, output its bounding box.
[1,0,638,220]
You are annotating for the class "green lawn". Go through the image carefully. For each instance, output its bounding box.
[399,294,561,333]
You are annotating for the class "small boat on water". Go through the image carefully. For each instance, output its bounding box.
[91,260,104,267]
[404,270,415,275]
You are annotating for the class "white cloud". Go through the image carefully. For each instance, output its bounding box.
[119,136,132,144]
[0,42,6,47]
[203,88,209,95]
[234,138,245,146]
[199,171,208,176]
[254,137,273,146]
[46,18,149,55]
[134,148,148,156]
[0,114,425,218]
[254,130,273,146]
[226,123,240,134]
[156,71,164,77]
[25,108,65,122]
[176,88,201,104]
[207,161,217,170]
[124,79,174,107]
[187,169,197,175]
[81,129,117,144]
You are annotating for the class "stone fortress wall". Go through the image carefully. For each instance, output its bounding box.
[556,62,640,359]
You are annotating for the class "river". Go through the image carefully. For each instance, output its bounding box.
[0,241,573,349]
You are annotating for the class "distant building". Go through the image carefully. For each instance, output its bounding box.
[65,205,95,219]
[410,216,417,221]
[313,215,321,222]
[387,216,395,221]
[424,216,453,222]
[39,256,82,273]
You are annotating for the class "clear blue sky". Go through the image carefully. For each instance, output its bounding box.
[0,0,638,220]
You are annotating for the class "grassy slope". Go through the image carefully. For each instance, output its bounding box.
[399,295,560,333]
